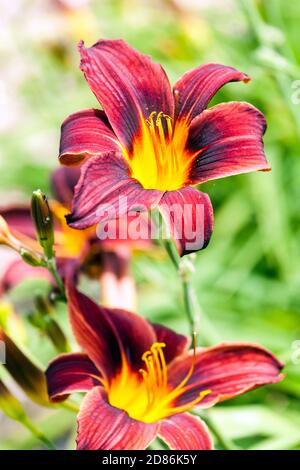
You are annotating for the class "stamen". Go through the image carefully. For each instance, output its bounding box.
[171,332,197,393]
[165,389,211,415]
[108,338,210,424]
[173,89,180,120]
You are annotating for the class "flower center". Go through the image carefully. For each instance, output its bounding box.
[124,112,192,192]
[107,339,210,423]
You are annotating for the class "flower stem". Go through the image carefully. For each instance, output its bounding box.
[181,278,198,335]
[46,257,66,300]
[202,412,240,450]
[22,416,56,449]
[163,239,220,345]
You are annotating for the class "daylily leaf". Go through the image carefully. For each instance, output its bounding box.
[0,327,49,406]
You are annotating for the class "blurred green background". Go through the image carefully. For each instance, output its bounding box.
[0,0,300,450]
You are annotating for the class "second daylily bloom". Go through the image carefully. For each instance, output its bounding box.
[46,284,283,450]
[0,167,150,310]
[60,39,270,255]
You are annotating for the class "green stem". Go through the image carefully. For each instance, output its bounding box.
[47,258,66,300]
[163,239,220,345]
[22,416,56,449]
[181,278,198,335]
[61,400,80,413]
[203,413,239,450]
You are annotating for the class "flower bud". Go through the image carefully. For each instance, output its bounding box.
[19,247,46,267]
[31,190,54,259]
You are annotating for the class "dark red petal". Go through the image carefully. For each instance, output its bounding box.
[0,206,35,239]
[158,413,214,450]
[77,387,158,450]
[168,343,284,408]
[46,352,102,402]
[151,323,190,364]
[79,39,174,153]
[50,167,80,207]
[187,102,269,185]
[173,63,249,123]
[0,258,53,295]
[67,152,162,229]
[106,308,156,370]
[67,283,156,379]
[158,186,214,256]
[59,109,119,165]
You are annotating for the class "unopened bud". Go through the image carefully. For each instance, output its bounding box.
[31,190,54,259]
[20,248,46,267]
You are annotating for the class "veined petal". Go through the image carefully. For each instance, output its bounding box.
[158,186,214,256]
[173,63,249,124]
[167,343,284,408]
[51,167,80,207]
[46,353,102,402]
[158,413,214,450]
[59,109,119,165]
[67,152,162,229]
[77,387,158,450]
[187,102,269,185]
[152,323,190,364]
[67,283,156,379]
[79,39,174,153]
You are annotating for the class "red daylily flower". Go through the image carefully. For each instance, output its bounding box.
[60,39,269,255]
[46,284,283,450]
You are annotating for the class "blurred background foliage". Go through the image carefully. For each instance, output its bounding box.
[0,0,300,450]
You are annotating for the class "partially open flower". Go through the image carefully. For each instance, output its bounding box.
[46,285,284,450]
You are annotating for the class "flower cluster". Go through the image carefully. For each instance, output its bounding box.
[0,38,284,451]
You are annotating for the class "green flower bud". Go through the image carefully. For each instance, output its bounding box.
[20,247,46,267]
[31,190,54,259]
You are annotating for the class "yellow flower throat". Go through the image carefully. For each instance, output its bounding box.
[107,340,210,424]
[124,112,195,192]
